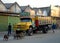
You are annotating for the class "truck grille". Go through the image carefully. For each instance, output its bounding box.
[17,25,25,28]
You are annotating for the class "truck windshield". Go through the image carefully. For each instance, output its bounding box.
[20,18,32,22]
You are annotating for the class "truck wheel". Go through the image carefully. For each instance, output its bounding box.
[28,27,33,36]
[42,28,48,33]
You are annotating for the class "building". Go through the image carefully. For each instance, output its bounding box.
[51,5,60,28]
[5,2,21,13]
[33,6,51,16]
[20,5,35,17]
[0,0,20,31]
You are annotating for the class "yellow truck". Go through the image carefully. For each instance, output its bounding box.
[13,17,34,35]
[13,12,52,36]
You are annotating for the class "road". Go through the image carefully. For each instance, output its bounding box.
[0,29,60,43]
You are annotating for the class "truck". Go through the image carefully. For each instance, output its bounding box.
[13,12,52,36]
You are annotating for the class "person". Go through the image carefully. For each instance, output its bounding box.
[52,23,56,33]
[8,23,12,36]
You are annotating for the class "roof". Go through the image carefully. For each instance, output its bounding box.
[33,8,39,13]
[33,6,51,16]
[5,3,13,9]
[33,7,50,11]
[20,6,28,11]
[4,2,21,9]
[20,5,33,12]
[0,0,6,8]
[39,7,51,15]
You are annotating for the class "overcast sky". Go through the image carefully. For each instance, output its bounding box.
[2,0,60,8]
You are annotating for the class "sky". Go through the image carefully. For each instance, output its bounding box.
[2,0,60,8]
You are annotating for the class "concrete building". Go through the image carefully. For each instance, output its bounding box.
[20,5,35,17]
[51,5,60,28]
[0,0,20,31]
[5,2,21,13]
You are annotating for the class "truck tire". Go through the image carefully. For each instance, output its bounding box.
[42,28,48,33]
[28,27,33,36]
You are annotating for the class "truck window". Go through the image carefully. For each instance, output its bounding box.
[20,18,32,22]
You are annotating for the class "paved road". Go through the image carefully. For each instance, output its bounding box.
[0,29,60,43]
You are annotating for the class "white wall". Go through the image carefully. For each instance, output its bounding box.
[37,9,43,16]
[9,4,21,13]
[43,10,47,16]
[0,1,6,11]
[25,7,35,16]
[25,7,30,12]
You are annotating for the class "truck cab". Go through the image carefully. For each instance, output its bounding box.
[13,17,34,36]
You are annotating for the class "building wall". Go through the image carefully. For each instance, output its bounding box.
[56,20,60,28]
[8,16,20,25]
[9,4,21,13]
[37,9,43,16]
[0,16,8,31]
[30,10,35,16]
[55,18,60,28]
[43,10,47,16]
[0,15,20,31]
[25,7,31,12]
[0,1,6,11]
[51,6,60,17]
[25,7,35,16]
[8,16,20,30]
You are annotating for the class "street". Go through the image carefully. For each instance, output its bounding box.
[0,29,60,43]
